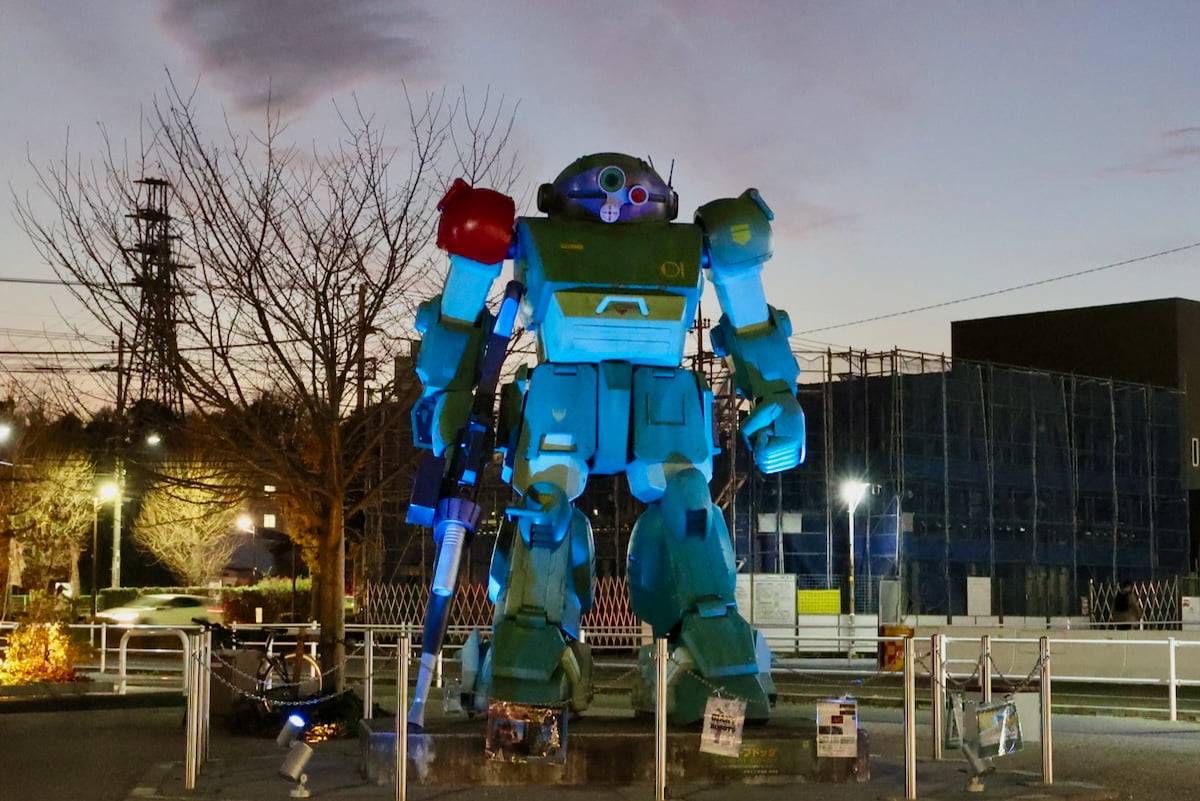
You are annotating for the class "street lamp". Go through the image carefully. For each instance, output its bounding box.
[840,480,870,654]
[91,482,118,618]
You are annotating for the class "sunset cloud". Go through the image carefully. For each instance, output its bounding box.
[158,0,432,112]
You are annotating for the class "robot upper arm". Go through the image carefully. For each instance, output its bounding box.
[695,188,774,330]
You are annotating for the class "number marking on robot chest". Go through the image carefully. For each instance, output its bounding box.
[659,260,684,278]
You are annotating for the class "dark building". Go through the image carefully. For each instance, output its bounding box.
[953,297,1200,570]
[737,348,1188,618]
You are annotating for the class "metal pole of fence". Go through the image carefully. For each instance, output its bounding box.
[655,636,668,801]
[1039,635,1052,784]
[184,633,198,790]
[396,626,410,801]
[979,635,991,704]
[1168,637,1178,723]
[201,628,211,762]
[904,635,917,800]
[364,628,375,720]
[931,633,945,760]
[99,623,107,674]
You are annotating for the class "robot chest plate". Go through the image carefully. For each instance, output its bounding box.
[516,218,704,364]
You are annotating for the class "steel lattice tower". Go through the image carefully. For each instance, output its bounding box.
[123,177,187,414]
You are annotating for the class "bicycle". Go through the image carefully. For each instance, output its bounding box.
[197,620,323,710]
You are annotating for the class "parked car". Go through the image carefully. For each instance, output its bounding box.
[95,593,224,626]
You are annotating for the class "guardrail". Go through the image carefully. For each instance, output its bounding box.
[4,616,1197,722]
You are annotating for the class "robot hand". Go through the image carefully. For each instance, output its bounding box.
[437,178,516,264]
[743,391,806,473]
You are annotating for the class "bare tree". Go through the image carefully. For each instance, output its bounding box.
[133,462,241,586]
[15,77,520,686]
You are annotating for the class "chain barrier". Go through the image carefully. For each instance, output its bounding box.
[944,660,981,689]
[987,651,1047,695]
[591,664,642,694]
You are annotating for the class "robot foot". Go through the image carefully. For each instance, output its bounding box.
[484,618,593,713]
[631,613,773,725]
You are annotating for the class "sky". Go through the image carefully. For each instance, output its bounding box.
[1,1,1198,380]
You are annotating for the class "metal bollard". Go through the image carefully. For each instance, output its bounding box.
[99,623,108,674]
[364,628,375,720]
[184,633,199,790]
[1168,637,1178,722]
[655,637,667,801]
[904,635,917,800]
[931,633,945,760]
[979,634,991,704]
[1040,636,1053,784]
[200,629,211,762]
[396,627,410,801]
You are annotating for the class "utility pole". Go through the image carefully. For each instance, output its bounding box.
[112,330,125,588]
[111,458,124,588]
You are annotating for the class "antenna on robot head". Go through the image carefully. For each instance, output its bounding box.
[646,155,676,189]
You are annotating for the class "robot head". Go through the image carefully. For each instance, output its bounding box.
[537,153,678,223]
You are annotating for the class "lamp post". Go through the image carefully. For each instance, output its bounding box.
[840,481,870,656]
[91,483,118,618]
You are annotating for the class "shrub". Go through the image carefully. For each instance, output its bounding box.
[221,577,312,624]
[0,592,94,685]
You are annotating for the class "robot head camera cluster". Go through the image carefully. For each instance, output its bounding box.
[537,152,679,224]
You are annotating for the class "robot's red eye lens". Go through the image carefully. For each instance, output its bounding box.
[628,185,649,205]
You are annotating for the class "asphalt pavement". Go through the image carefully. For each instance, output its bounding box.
[5,687,1200,800]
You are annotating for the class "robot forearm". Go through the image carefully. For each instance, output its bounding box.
[711,307,806,472]
[411,298,491,454]
[710,306,799,403]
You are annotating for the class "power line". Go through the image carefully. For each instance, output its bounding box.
[794,240,1200,336]
[0,275,90,286]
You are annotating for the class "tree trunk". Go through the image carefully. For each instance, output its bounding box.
[69,544,81,599]
[317,503,347,692]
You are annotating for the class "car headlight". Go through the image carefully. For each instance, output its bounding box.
[101,610,140,623]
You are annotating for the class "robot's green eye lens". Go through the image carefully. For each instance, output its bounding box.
[598,166,625,193]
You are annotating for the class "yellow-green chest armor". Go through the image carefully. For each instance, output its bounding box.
[514,217,703,366]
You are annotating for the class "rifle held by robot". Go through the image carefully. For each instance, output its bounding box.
[406,280,523,728]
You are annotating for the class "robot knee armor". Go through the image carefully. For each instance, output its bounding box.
[659,467,715,540]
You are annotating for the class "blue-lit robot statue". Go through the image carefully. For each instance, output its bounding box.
[409,153,805,725]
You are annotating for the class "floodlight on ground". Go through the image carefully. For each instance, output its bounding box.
[276,713,307,747]
[279,740,313,797]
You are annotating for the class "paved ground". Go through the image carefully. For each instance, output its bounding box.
[5,689,1200,800]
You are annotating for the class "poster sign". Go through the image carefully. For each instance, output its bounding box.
[442,677,463,714]
[485,702,566,764]
[976,699,1023,759]
[944,692,964,749]
[816,699,859,758]
[699,696,746,757]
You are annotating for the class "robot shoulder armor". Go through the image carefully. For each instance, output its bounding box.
[695,188,774,270]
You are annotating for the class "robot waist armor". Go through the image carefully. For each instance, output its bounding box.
[535,289,690,366]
